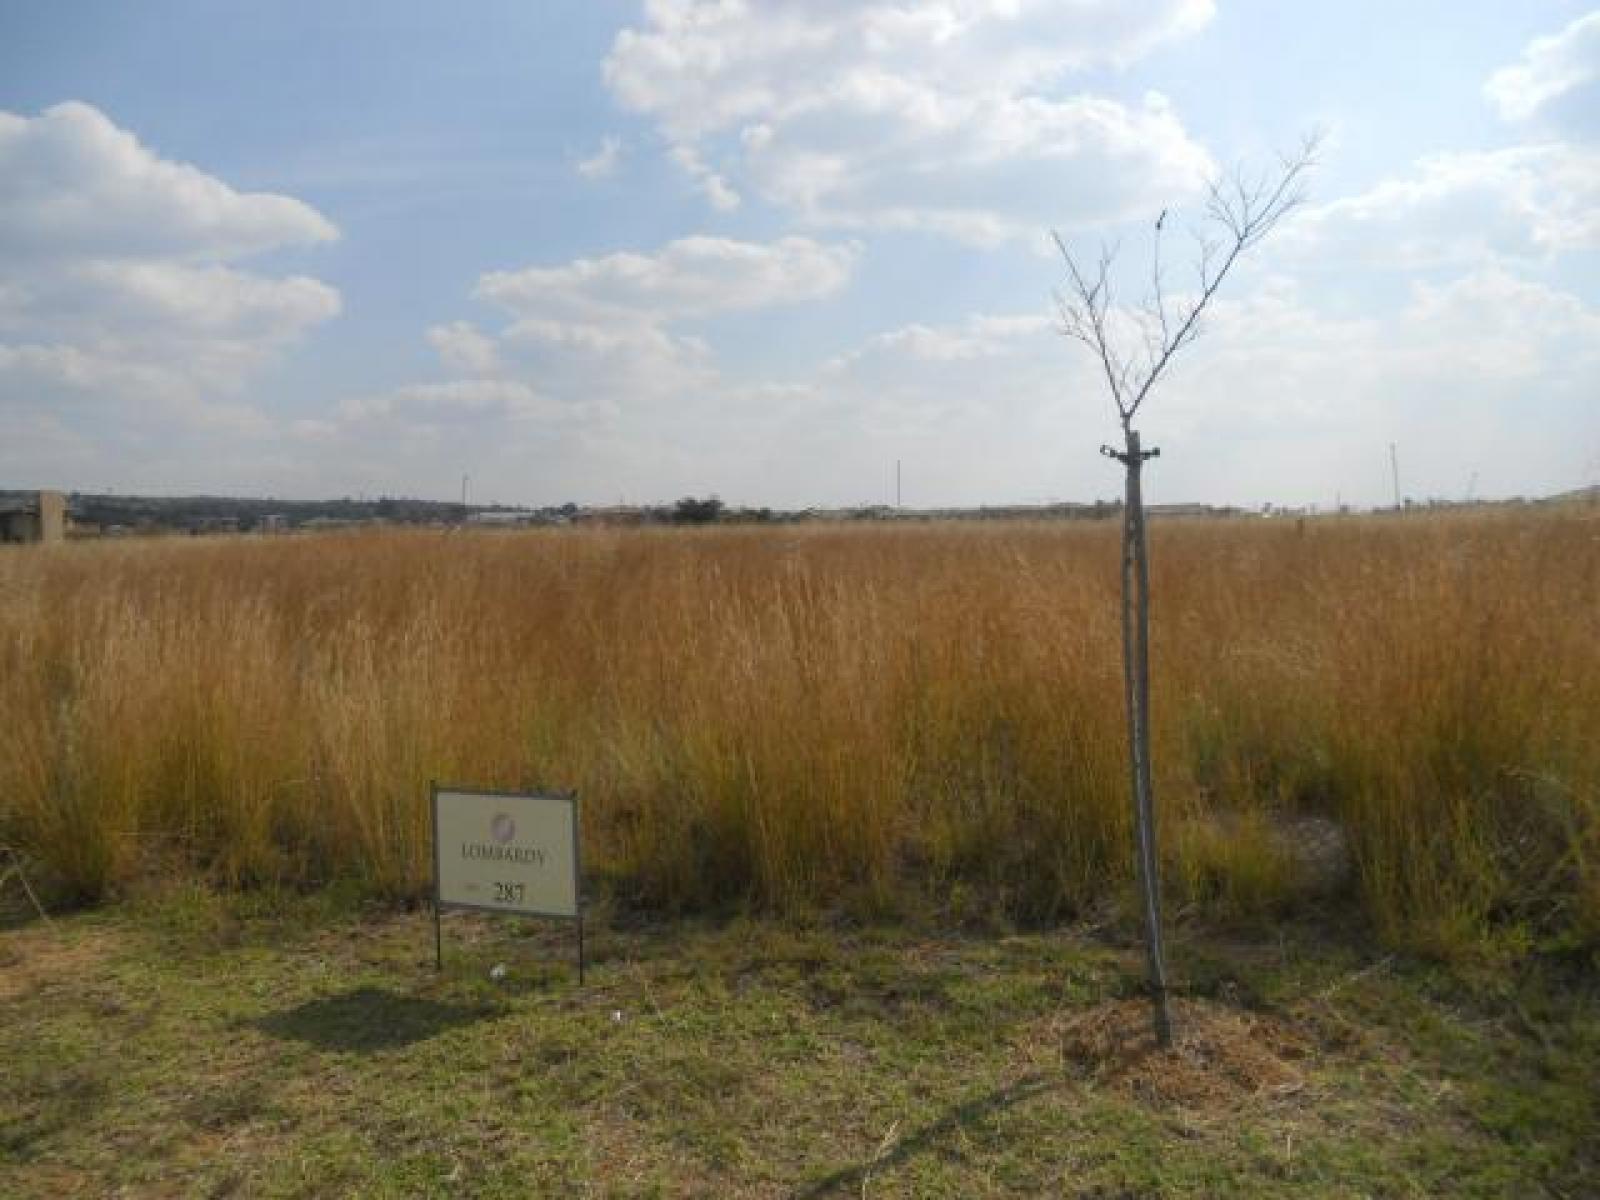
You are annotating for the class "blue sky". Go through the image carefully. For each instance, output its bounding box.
[2,1,1597,508]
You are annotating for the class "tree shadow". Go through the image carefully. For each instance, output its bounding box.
[252,985,501,1053]
[793,1073,1058,1198]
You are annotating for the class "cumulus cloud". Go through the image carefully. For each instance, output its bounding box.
[476,235,856,411]
[0,101,337,261]
[603,0,1216,240]
[1485,10,1600,131]
[0,102,341,436]
[427,321,502,374]
[794,266,1600,509]
[1128,268,1600,503]
[576,134,624,179]
[826,311,1054,370]
[6,261,340,365]
[1273,19,1600,296]
[477,234,857,324]
[305,234,857,482]
[1284,143,1600,265]
[338,379,568,424]
[293,231,1599,510]
[606,0,1215,134]
[669,143,741,210]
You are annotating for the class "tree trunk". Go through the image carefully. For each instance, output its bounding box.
[1120,428,1173,1048]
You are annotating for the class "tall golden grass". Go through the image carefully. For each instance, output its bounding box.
[1,511,1595,952]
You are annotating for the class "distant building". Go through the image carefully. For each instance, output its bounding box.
[572,506,647,527]
[0,490,67,544]
[464,510,540,527]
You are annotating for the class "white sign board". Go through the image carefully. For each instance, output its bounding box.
[431,787,579,919]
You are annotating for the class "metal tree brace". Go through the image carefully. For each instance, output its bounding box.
[1100,443,1161,467]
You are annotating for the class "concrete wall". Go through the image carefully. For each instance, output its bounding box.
[36,490,66,543]
[0,491,67,544]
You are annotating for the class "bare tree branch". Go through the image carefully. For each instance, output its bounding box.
[1053,130,1322,432]
[1052,230,1131,418]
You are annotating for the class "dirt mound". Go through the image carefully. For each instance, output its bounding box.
[1052,996,1310,1110]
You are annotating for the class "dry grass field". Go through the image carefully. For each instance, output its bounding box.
[2,510,1597,956]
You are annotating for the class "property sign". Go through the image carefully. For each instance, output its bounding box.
[431,786,580,919]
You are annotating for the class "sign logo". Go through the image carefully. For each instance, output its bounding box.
[490,813,516,844]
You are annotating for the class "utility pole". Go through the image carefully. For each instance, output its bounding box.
[1389,443,1401,511]
[896,459,902,510]
[461,474,470,509]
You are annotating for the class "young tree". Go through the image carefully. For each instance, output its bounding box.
[1054,135,1320,1047]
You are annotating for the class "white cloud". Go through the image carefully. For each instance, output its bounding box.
[606,0,1215,135]
[576,134,624,179]
[476,234,857,323]
[339,379,566,423]
[1131,268,1600,503]
[289,418,339,441]
[0,259,339,369]
[305,234,857,477]
[765,265,1600,510]
[0,102,341,440]
[669,143,741,210]
[826,311,1053,369]
[476,235,855,411]
[0,342,185,408]
[427,321,502,374]
[700,173,742,212]
[0,409,93,479]
[1486,10,1600,128]
[502,318,701,362]
[290,242,1600,510]
[1285,143,1600,265]
[0,101,337,261]
[1401,268,1600,379]
[0,340,279,435]
[603,1,1216,239]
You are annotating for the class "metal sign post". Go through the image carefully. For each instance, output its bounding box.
[430,783,584,983]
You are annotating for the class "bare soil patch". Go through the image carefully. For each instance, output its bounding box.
[1050,996,1310,1110]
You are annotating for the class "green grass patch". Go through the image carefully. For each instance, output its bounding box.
[1,894,1595,1197]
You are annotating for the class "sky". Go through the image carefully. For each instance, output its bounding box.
[1,1,1597,510]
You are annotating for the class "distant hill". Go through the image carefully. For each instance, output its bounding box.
[0,490,502,534]
[1539,484,1600,507]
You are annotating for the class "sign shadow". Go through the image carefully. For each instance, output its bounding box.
[253,985,501,1053]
